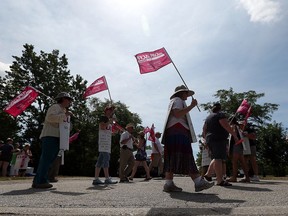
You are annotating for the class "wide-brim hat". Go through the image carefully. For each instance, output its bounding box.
[55,92,73,101]
[125,123,134,129]
[170,85,194,99]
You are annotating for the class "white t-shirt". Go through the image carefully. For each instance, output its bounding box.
[152,138,163,154]
[120,131,134,149]
[166,97,189,130]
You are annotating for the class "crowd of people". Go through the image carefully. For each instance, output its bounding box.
[200,103,260,185]
[1,86,260,193]
[0,138,33,177]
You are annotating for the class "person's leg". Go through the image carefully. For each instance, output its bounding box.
[142,161,151,179]
[129,161,140,179]
[214,159,224,185]
[119,149,128,180]
[229,154,239,181]
[204,159,215,177]
[124,152,135,177]
[2,161,9,177]
[48,156,61,181]
[239,155,250,181]
[33,137,59,185]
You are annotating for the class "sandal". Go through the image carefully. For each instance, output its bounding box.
[217,180,232,186]
[226,178,237,182]
[144,177,152,181]
[239,178,250,183]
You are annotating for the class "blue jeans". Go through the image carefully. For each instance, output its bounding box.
[33,137,59,185]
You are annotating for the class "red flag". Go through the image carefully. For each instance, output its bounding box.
[4,86,39,117]
[112,121,124,133]
[236,99,251,116]
[69,131,80,143]
[148,124,155,142]
[83,76,108,99]
[143,126,150,134]
[135,47,172,74]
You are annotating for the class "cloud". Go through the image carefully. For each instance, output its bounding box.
[0,61,11,77]
[238,0,281,23]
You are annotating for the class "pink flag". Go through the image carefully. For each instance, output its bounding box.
[135,47,172,74]
[143,126,150,134]
[83,76,108,98]
[4,86,39,117]
[236,99,251,116]
[112,121,124,133]
[69,131,80,143]
[148,124,155,143]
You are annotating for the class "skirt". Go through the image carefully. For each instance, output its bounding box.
[163,123,199,175]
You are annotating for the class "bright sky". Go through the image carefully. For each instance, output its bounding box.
[1,0,287,155]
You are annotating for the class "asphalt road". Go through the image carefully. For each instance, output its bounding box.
[1,176,288,215]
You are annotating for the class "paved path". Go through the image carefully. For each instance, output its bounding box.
[1,177,288,215]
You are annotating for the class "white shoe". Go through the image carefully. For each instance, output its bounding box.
[250,175,260,182]
[195,178,214,192]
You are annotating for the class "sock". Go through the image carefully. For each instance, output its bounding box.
[165,179,173,185]
[193,176,202,184]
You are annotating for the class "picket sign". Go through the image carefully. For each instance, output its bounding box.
[14,154,30,170]
[59,116,70,165]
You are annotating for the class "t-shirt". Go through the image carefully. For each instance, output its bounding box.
[152,138,163,154]
[0,144,14,161]
[166,97,189,130]
[120,131,134,149]
[205,112,229,143]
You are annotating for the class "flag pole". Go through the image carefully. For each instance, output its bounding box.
[30,86,54,102]
[104,77,113,104]
[164,48,201,112]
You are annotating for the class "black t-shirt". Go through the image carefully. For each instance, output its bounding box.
[0,143,14,161]
[205,112,229,143]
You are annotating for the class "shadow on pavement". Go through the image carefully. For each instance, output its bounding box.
[169,191,245,204]
[1,187,56,196]
[224,184,272,192]
[146,207,233,215]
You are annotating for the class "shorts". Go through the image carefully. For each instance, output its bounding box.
[233,143,243,155]
[207,139,228,160]
[95,152,110,168]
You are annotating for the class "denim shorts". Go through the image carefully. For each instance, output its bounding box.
[95,152,110,168]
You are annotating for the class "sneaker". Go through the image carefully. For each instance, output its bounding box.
[163,182,183,192]
[250,175,260,182]
[195,178,214,192]
[32,183,53,189]
[104,177,118,184]
[48,178,58,183]
[92,178,104,185]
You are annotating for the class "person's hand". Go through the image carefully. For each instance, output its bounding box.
[190,98,198,108]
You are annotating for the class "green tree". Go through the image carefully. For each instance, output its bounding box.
[0,44,88,170]
[0,44,146,177]
[257,122,288,176]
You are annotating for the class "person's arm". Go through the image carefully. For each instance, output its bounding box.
[219,118,239,143]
